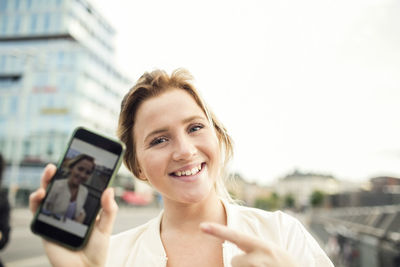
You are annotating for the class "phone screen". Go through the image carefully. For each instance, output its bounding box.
[31,127,124,249]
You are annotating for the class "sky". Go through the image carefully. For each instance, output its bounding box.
[95,0,400,185]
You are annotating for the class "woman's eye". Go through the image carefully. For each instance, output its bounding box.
[150,137,168,146]
[189,124,204,133]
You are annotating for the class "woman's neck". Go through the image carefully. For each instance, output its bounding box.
[161,191,226,234]
[67,180,79,190]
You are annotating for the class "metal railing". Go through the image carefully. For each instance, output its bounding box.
[309,205,400,267]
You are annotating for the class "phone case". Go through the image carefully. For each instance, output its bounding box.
[30,126,125,250]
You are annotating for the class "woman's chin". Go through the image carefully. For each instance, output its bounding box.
[69,180,80,187]
[178,186,216,204]
[180,195,206,204]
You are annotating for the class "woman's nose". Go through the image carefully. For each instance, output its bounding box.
[172,135,197,161]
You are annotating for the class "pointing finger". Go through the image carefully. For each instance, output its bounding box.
[200,222,266,253]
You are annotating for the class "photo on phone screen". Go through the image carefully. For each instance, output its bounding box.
[37,138,119,237]
[31,127,124,249]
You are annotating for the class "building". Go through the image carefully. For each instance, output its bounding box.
[0,0,131,195]
[328,176,400,208]
[273,169,340,208]
[370,176,400,194]
[227,173,272,206]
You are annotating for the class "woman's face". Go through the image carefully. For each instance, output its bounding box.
[134,89,221,205]
[69,159,94,186]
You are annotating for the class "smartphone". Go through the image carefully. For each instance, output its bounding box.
[31,127,125,250]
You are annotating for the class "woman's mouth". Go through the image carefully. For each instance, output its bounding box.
[169,162,206,181]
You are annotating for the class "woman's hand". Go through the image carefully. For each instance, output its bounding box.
[29,164,118,267]
[200,222,297,267]
[76,211,86,223]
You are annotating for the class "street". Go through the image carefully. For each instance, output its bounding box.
[1,206,162,267]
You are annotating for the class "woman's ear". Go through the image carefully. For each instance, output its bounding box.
[137,168,147,181]
[134,161,146,181]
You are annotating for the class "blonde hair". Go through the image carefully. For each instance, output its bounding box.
[63,154,95,176]
[117,69,234,201]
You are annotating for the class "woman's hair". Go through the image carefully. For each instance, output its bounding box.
[65,154,95,173]
[117,69,234,201]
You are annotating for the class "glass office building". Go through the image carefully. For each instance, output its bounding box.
[0,0,131,191]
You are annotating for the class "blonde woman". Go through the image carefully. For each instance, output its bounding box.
[30,69,333,267]
[42,154,94,223]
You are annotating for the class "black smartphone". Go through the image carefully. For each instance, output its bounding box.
[31,127,125,250]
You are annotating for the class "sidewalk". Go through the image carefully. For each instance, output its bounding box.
[2,206,161,267]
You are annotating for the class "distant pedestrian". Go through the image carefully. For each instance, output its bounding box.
[0,154,11,267]
[325,235,340,264]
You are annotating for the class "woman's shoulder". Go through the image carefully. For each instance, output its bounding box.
[228,202,299,227]
[53,178,67,185]
[107,213,165,266]
[51,179,68,189]
[110,219,155,244]
[109,211,164,251]
[227,203,333,266]
[226,203,307,244]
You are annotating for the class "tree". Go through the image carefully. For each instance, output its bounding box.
[284,194,295,209]
[310,190,325,207]
[254,192,280,211]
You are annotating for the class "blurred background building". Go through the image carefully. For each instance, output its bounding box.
[273,170,339,208]
[0,0,132,205]
[228,170,400,267]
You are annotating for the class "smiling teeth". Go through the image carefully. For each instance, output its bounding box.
[174,164,202,176]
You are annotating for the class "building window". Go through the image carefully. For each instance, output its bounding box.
[26,0,32,9]
[57,51,64,67]
[44,13,50,31]
[1,15,8,34]
[10,96,18,114]
[15,0,20,10]
[23,140,31,156]
[47,95,54,106]
[0,1,7,12]
[14,16,21,33]
[0,97,8,114]
[30,14,37,33]
[0,76,21,90]
[34,73,48,87]
[0,55,5,71]
[52,13,61,32]
[46,141,53,157]
[33,137,39,156]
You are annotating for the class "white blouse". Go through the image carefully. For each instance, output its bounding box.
[106,200,334,267]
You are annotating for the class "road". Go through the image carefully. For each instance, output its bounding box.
[1,206,162,267]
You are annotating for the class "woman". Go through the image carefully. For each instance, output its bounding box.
[42,154,95,223]
[30,69,333,266]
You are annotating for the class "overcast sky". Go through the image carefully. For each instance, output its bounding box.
[95,0,400,185]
